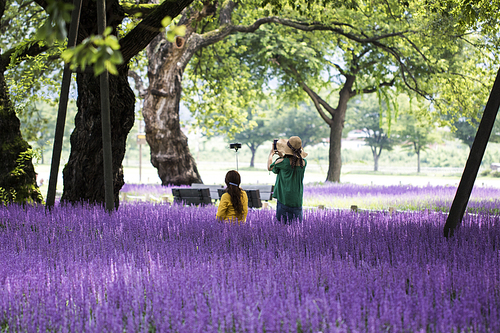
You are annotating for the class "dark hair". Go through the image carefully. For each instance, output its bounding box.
[287,141,304,169]
[225,170,243,216]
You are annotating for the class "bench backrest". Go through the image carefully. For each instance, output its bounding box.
[191,184,224,200]
[241,185,274,201]
[217,189,262,209]
[172,188,212,206]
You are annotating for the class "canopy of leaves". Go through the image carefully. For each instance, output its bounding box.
[184,0,498,135]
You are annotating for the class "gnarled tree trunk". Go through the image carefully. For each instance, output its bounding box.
[141,1,241,185]
[61,0,134,207]
[143,33,202,185]
[62,67,135,207]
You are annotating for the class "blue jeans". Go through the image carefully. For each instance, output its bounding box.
[276,201,303,224]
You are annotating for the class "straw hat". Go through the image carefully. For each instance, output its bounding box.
[276,136,308,158]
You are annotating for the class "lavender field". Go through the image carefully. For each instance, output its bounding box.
[1,184,500,332]
[123,182,500,213]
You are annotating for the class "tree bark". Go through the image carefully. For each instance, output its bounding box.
[0,60,42,204]
[417,148,421,173]
[62,66,135,207]
[140,1,241,185]
[61,0,134,206]
[142,32,203,185]
[325,76,355,182]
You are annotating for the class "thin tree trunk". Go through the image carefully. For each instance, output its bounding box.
[417,149,421,173]
[249,145,256,167]
[325,77,354,182]
[373,149,379,171]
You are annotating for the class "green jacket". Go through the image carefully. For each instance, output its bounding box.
[270,156,307,207]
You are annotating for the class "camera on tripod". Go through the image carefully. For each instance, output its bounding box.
[229,143,241,151]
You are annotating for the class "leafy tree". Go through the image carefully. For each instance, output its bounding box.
[131,0,330,185]
[346,97,398,171]
[0,0,50,204]
[397,113,441,173]
[231,108,275,168]
[187,0,488,183]
[271,102,329,148]
[448,113,500,149]
[230,99,329,167]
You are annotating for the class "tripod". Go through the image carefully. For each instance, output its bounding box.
[233,146,239,171]
[229,143,241,171]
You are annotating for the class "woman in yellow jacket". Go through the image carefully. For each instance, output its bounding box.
[216,170,248,223]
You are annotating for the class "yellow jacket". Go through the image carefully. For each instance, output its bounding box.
[216,191,248,223]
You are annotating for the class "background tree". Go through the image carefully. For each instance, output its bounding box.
[189,0,487,182]
[346,97,398,171]
[271,102,330,148]
[397,113,441,173]
[448,113,500,149]
[229,99,329,167]
[231,107,275,168]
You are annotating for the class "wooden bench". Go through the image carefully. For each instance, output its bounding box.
[241,185,274,201]
[191,183,224,201]
[217,188,263,208]
[172,188,212,206]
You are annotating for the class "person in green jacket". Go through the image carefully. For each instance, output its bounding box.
[267,136,307,223]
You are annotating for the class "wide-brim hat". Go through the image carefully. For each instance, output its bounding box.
[276,136,308,158]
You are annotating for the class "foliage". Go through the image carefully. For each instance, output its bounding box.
[346,96,400,170]
[230,107,275,166]
[446,112,500,148]
[184,35,264,136]
[397,114,441,155]
[0,148,43,205]
[2,1,64,140]
[61,27,123,76]
[35,0,73,45]
[270,101,330,147]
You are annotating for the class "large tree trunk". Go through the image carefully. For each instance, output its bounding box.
[143,33,202,185]
[0,63,41,204]
[62,67,135,207]
[61,0,134,207]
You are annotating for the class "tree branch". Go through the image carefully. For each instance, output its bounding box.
[276,60,335,126]
[121,3,158,17]
[0,41,49,68]
[119,0,194,64]
[128,70,148,98]
[355,78,396,96]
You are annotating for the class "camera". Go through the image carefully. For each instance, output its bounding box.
[273,139,278,152]
[229,143,241,150]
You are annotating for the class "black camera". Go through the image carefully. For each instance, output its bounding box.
[273,139,278,152]
[229,143,241,150]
